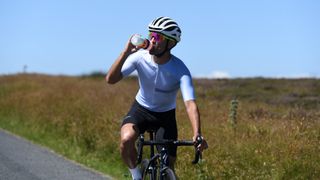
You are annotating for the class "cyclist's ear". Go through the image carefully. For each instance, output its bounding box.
[167,40,177,50]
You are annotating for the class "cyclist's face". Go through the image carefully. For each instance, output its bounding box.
[148,32,175,55]
[149,38,168,55]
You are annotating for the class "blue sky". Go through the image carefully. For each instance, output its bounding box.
[1,0,319,78]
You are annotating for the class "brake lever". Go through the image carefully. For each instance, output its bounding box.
[192,135,203,164]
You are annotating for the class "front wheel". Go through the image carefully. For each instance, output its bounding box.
[141,159,157,180]
[162,168,176,180]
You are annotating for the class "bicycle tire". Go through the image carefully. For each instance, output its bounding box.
[162,168,176,180]
[140,159,149,179]
[141,159,157,180]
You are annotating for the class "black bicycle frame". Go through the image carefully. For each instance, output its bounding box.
[137,130,202,180]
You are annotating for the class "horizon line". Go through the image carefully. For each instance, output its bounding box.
[1,72,319,80]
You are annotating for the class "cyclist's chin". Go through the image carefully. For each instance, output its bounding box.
[149,48,164,57]
[149,48,156,55]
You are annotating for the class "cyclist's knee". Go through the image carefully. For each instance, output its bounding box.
[120,135,135,147]
[120,123,138,149]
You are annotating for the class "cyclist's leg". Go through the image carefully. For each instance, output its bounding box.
[120,122,139,168]
[168,156,176,171]
[155,109,178,170]
[156,127,178,171]
[120,100,149,179]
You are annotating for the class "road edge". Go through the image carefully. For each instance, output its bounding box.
[0,127,114,180]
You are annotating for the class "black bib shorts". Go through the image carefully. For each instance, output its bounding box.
[121,100,178,157]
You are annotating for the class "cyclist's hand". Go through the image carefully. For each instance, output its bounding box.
[193,135,208,152]
[123,34,140,55]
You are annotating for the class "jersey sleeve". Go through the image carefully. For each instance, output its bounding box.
[121,52,140,77]
[180,74,196,101]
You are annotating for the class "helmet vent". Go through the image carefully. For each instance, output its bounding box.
[165,26,176,31]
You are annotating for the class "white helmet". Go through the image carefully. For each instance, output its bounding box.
[148,16,181,42]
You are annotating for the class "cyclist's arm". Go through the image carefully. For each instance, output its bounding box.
[184,100,201,137]
[105,36,138,84]
[180,74,200,136]
[185,100,208,151]
[180,74,208,151]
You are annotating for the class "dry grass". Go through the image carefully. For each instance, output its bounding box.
[0,74,319,179]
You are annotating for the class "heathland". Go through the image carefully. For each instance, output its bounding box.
[0,74,319,179]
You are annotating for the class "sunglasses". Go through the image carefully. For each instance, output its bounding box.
[148,32,174,42]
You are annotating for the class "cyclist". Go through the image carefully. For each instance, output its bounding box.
[106,16,208,180]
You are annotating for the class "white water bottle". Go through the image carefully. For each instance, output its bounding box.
[131,34,152,50]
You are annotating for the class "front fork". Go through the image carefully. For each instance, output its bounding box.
[159,147,169,180]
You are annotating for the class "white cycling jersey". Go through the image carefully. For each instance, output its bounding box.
[121,50,195,112]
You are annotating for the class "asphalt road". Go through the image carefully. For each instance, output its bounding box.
[0,129,112,180]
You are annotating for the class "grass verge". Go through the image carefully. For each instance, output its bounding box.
[1,74,320,179]
[0,114,130,179]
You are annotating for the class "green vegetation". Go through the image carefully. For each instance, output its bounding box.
[0,74,319,179]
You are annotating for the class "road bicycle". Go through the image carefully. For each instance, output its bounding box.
[136,129,202,180]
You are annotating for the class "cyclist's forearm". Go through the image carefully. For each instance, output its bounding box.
[185,100,202,137]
